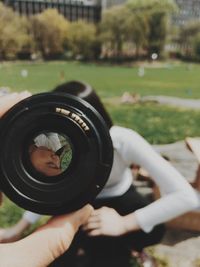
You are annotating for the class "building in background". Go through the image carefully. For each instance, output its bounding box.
[2,0,101,23]
[1,0,128,22]
[100,0,200,26]
[101,0,127,9]
[4,0,200,26]
[173,0,200,26]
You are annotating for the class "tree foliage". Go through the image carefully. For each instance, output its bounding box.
[0,0,180,61]
[125,11,149,57]
[127,0,177,57]
[127,0,177,13]
[0,3,31,59]
[31,9,69,58]
[179,21,200,58]
[100,5,130,56]
[100,0,177,59]
[68,20,97,59]
[147,11,168,56]
[193,33,200,59]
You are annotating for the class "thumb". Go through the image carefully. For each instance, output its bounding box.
[65,204,94,232]
[42,204,93,232]
[19,91,32,100]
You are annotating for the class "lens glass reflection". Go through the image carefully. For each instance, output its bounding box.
[29,132,73,177]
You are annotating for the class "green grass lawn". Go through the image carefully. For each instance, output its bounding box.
[0,60,200,144]
[108,102,200,144]
[0,60,200,228]
[0,60,200,98]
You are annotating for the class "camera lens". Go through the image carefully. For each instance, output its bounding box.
[0,93,113,215]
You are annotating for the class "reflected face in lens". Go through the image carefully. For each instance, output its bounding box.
[30,146,62,176]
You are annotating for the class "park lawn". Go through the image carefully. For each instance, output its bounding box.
[108,102,200,144]
[0,61,200,98]
[1,60,199,144]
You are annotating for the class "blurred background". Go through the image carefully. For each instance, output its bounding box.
[0,0,200,266]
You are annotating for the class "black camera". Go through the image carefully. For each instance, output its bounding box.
[0,87,113,215]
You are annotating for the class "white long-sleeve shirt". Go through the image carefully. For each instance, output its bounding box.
[23,126,199,232]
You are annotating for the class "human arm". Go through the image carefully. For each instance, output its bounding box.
[84,126,199,236]
[110,126,199,233]
[0,211,42,243]
[0,204,93,267]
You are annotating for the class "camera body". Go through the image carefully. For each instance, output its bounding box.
[0,92,113,215]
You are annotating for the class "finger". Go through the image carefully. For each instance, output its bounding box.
[0,93,24,117]
[0,93,18,105]
[71,204,94,230]
[43,205,94,231]
[90,209,102,217]
[85,207,106,223]
[82,222,100,231]
[86,216,100,224]
[19,91,32,100]
[88,229,102,236]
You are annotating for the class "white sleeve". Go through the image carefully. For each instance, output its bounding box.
[111,126,199,233]
[23,211,42,224]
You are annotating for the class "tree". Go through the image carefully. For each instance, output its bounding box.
[127,0,177,13]
[179,21,200,58]
[193,33,200,60]
[31,9,69,58]
[99,5,130,57]
[0,3,31,59]
[127,0,177,58]
[147,11,168,56]
[68,20,97,60]
[125,11,149,58]
[17,16,35,59]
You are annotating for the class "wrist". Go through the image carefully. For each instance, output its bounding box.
[122,213,140,233]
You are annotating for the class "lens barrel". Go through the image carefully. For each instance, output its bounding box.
[0,92,113,215]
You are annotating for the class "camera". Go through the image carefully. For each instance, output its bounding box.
[0,85,113,215]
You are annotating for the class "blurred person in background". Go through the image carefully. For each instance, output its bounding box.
[0,83,199,267]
